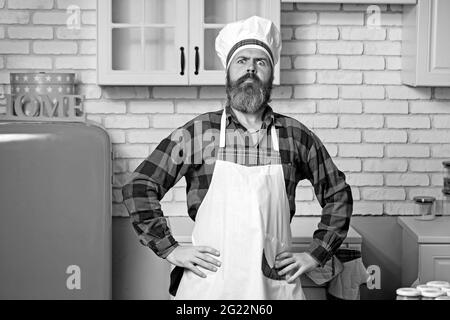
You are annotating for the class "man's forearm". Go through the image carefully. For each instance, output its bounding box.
[308,183,353,266]
[122,173,179,257]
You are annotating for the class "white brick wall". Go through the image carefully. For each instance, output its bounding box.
[33,40,77,54]
[294,56,338,69]
[8,26,53,39]
[318,100,362,113]
[295,26,338,40]
[33,11,68,24]
[0,10,30,24]
[340,27,386,40]
[1,2,450,217]
[315,129,361,143]
[340,86,385,99]
[340,56,385,70]
[363,130,407,143]
[317,71,362,84]
[0,40,29,53]
[319,12,364,26]
[340,115,384,128]
[294,85,338,98]
[363,159,408,172]
[8,0,53,9]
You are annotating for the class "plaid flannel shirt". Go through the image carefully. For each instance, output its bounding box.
[122,104,353,267]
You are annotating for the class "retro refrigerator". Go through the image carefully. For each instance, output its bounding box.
[0,120,112,299]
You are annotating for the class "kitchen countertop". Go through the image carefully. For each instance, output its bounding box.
[168,216,362,244]
[398,216,450,244]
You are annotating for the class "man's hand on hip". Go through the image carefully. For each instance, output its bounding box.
[274,252,319,283]
[166,245,221,278]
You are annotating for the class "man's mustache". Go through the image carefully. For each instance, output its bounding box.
[235,73,263,87]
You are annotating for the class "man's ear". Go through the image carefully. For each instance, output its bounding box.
[269,68,275,86]
[225,68,231,87]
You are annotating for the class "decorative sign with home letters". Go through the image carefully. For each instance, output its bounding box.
[0,72,85,122]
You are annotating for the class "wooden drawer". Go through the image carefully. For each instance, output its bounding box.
[419,244,450,284]
[399,217,450,286]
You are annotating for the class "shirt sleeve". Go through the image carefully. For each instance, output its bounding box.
[299,130,353,267]
[122,126,192,258]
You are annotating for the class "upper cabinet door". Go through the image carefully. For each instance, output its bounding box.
[419,0,450,85]
[402,0,450,86]
[98,0,189,85]
[189,0,281,86]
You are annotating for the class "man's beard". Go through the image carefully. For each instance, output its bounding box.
[226,72,273,114]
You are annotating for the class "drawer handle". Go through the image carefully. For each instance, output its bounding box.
[180,47,185,76]
[194,46,199,75]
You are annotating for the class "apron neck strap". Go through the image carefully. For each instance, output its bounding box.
[271,124,279,152]
[219,109,279,152]
[219,109,227,148]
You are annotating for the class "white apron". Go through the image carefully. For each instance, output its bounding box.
[175,109,305,300]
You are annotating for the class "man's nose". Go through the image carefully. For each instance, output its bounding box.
[247,62,256,74]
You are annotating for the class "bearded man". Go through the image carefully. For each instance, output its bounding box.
[122,16,353,300]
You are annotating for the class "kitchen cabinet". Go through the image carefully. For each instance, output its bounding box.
[398,217,450,287]
[168,216,362,300]
[97,0,280,85]
[402,0,450,86]
[97,0,188,85]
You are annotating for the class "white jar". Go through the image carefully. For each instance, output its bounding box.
[426,281,450,289]
[414,196,436,220]
[420,288,444,300]
[396,288,421,300]
[438,285,450,296]
[416,284,435,292]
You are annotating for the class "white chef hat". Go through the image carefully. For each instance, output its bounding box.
[215,16,281,70]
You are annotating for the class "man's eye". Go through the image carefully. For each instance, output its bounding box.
[257,60,266,66]
[237,59,245,64]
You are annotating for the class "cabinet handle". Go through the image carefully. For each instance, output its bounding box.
[194,46,199,75]
[180,47,185,76]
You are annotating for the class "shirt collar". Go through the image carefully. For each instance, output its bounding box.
[225,104,282,129]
